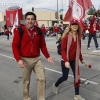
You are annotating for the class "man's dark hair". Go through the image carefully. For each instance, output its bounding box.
[25,12,36,20]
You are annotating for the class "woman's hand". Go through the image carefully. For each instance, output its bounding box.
[81,60,85,64]
[65,62,70,69]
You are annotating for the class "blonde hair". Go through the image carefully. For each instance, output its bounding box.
[62,25,82,39]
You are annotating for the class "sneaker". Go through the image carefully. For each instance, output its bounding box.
[87,47,90,50]
[96,47,99,50]
[53,83,58,94]
[74,95,85,100]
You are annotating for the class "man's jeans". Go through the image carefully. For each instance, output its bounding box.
[87,33,99,48]
[55,33,58,40]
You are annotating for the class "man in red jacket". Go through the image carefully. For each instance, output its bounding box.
[54,24,60,40]
[87,16,100,50]
[12,12,54,100]
[41,24,47,38]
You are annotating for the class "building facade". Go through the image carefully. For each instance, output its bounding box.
[0,10,68,27]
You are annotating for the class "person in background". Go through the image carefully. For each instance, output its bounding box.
[5,28,10,40]
[87,16,100,50]
[12,12,54,100]
[82,22,88,40]
[41,24,47,39]
[53,19,85,100]
[1,27,5,35]
[54,24,60,40]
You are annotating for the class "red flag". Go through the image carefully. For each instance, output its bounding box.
[64,7,72,21]
[63,0,92,21]
[77,0,93,20]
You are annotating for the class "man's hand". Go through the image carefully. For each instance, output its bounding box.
[18,60,25,68]
[81,60,85,64]
[65,62,70,69]
[47,57,54,65]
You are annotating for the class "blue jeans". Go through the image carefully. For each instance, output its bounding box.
[55,60,79,95]
[87,33,99,48]
[82,32,85,40]
[55,33,58,40]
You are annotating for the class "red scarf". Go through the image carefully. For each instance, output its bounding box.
[67,33,81,87]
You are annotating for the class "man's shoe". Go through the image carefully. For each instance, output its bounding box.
[74,95,85,100]
[53,83,58,95]
[87,47,90,50]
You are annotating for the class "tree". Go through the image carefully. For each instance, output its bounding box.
[87,6,97,15]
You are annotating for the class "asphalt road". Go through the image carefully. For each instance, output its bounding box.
[0,35,100,100]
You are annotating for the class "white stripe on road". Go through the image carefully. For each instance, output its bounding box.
[0,54,98,85]
[45,68,98,85]
[92,50,100,52]
[0,54,15,60]
[82,43,93,45]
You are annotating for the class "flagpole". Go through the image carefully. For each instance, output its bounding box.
[62,0,63,24]
[57,0,58,23]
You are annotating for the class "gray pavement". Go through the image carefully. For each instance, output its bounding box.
[0,35,100,100]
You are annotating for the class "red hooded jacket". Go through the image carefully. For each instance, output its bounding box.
[88,17,100,34]
[41,27,47,34]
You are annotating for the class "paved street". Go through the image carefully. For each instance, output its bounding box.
[0,35,100,100]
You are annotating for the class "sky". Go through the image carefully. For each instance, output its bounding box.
[0,0,100,14]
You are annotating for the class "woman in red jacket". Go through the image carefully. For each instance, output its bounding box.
[53,19,85,100]
[41,24,47,39]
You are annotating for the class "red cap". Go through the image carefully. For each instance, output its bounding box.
[70,19,79,25]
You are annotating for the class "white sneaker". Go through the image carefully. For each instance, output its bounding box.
[96,47,100,50]
[53,83,58,94]
[87,47,90,50]
[74,95,85,100]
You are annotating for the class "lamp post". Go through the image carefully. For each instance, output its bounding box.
[57,0,58,23]
[61,0,63,25]
[62,0,63,20]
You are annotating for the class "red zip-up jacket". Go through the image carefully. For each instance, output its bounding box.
[41,27,47,34]
[54,27,59,33]
[12,26,50,62]
[88,17,100,34]
[61,35,83,63]
[82,24,87,33]
[5,29,10,34]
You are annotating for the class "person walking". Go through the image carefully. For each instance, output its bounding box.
[12,12,54,100]
[5,28,10,40]
[41,24,47,39]
[54,24,60,40]
[53,19,85,100]
[87,16,100,50]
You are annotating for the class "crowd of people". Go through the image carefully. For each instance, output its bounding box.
[0,25,12,40]
[40,23,65,40]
